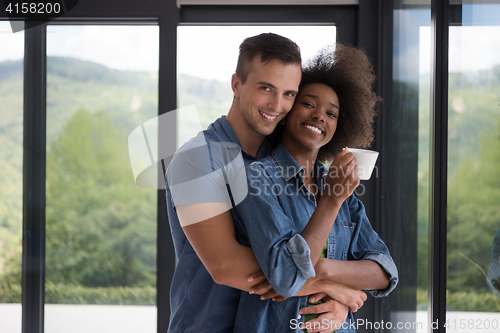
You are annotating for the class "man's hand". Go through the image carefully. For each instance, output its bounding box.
[299,295,349,333]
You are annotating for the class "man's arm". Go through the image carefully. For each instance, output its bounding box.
[179,206,269,293]
[166,141,272,294]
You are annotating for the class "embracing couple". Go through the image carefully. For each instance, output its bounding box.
[165,33,398,333]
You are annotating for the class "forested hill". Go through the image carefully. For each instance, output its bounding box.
[0,56,230,140]
[1,57,156,86]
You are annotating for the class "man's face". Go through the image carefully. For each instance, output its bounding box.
[232,56,301,137]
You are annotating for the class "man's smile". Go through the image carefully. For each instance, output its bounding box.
[259,110,279,122]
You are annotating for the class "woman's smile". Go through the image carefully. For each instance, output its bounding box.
[281,83,340,155]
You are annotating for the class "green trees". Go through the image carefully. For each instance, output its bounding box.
[0,60,24,302]
[445,68,500,297]
[1,58,160,303]
[447,116,500,294]
[45,109,156,289]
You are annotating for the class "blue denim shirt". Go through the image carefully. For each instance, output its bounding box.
[231,144,399,333]
[165,116,274,333]
[487,230,500,297]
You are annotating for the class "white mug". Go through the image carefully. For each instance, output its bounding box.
[348,148,379,180]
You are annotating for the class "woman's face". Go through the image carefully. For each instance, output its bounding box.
[281,83,339,153]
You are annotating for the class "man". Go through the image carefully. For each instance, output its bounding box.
[166,33,303,333]
[166,33,397,333]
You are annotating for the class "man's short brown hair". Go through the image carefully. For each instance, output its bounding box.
[236,33,302,84]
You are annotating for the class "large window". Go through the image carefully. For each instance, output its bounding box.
[385,5,432,332]
[389,3,500,332]
[44,25,158,333]
[446,3,500,329]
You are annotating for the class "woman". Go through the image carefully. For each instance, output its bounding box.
[231,44,398,333]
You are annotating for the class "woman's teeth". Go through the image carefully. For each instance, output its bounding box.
[304,124,322,134]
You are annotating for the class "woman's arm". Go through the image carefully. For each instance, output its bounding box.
[301,149,359,266]
[227,155,362,297]
[249,258,388,301]
[313,258,390,290]
[180,205,384,300]
[295,259,389,295]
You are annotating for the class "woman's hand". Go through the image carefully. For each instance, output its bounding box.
[247,270,287,300]
[323,148,360,203]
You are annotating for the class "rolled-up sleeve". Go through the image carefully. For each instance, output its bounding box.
[362,252,399,297]
[347,195,399,298]
[233,163,314,297]
[287,234,316,280]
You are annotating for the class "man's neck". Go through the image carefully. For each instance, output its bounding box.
[226,109,265,158]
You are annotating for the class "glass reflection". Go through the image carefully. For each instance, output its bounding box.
[446,2,500,330]
[389,6,432,333]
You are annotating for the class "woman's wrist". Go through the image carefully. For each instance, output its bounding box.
[318,279,336,298]
[315,258,333,280]
[317,195,343,216]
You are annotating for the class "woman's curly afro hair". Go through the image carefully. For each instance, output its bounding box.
[271,43,381,163]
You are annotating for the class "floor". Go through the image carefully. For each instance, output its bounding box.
[0,304,156,333]
[1,303,499,333]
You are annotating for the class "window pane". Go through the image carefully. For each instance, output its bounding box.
[45,25,158,333]
[389,6,432,332]
[0,20,24,333]
[447,3,500,330]
[177,25,336,147]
